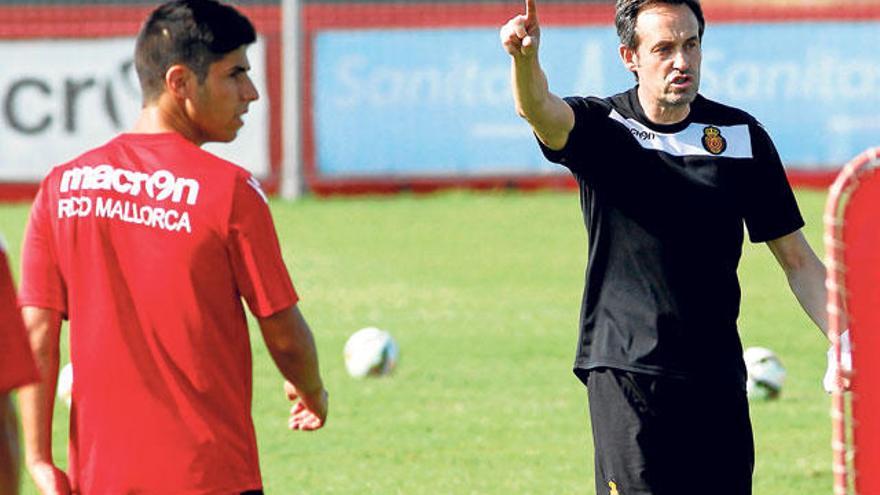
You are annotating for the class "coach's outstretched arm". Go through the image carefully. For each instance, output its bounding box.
[258,305,328,431]
[18,307,70,495]
[500,0,574,151]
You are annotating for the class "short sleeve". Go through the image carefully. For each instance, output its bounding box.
[19,183,67,315]
[226,173,298,318]
[0,245,39,392]
[741,124,805,243]
[537,96,606,171]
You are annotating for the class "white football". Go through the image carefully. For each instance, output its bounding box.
[57,362,73,408]
[344,327,399,378]
[743,347,786,400]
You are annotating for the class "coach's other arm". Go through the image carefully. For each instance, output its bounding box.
[767,231,851,391]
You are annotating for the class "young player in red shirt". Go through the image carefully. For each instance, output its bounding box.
[18,1,327,493]
[0,239,40,495]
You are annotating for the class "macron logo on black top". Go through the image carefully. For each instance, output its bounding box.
[608,109,753,159]
[629,128,656,141]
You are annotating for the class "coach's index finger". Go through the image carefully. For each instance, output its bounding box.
[525,0,538,22]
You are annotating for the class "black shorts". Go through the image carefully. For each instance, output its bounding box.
[579,368,754,495]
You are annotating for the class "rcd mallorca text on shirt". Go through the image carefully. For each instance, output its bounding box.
[56,165,199,234]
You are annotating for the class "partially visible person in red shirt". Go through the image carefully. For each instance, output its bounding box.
[0,238,40,495]
[17,1,327,493]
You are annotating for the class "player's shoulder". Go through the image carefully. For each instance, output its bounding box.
[34,140,112,199]
[153,134,246,179]
[48,133,243,178]
[231,167,269,205]
[42,136,119,181]
[152,137,265,204]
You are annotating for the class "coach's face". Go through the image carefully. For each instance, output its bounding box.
[621,3,701,122]
[188,45,260,144]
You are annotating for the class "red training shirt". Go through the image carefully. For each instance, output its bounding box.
[0,240,39,393]
[20,133,298,494]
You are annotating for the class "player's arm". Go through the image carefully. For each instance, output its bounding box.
[0,393,22,495]
[500,0,574,150]
[17,307,70,495]
[257,305,328,431]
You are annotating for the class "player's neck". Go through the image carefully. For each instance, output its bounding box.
[131,99,206,147]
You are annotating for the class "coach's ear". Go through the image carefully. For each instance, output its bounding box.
[619,43,639,75]
[164,64,195,100]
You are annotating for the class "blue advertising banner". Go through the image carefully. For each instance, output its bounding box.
[313,22,880,178]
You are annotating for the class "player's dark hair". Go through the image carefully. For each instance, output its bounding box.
[615,0,705,49]
[135,0,256,103]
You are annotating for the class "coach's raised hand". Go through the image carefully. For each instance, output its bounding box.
[501,0,573,151]
[501,0,540,58]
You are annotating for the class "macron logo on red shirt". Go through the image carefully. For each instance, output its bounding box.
[56,165,200,234]
[60,165,200,205]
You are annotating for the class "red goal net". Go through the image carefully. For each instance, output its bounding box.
[824,147,880,495]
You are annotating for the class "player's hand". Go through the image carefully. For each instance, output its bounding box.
[500,0,541,58]
[284,381,328,431]
[823,330,852,393]
[28,460,71,495]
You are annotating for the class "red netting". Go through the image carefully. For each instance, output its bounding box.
[825,147,880,495]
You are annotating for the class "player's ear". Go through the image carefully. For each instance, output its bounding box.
[619,43,638,74]
[164,64,193,99]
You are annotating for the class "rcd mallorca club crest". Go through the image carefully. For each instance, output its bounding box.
[701,125,727,155]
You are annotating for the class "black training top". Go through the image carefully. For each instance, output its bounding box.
[539,87,804,387]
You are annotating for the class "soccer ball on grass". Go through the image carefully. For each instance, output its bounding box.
[343,327,399,378]
[57,362,73,408]
[743,346,786,400]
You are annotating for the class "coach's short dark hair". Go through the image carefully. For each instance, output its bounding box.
[615,0,705,49]
[135,0,256,102]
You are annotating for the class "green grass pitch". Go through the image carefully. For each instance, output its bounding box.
[2,189,833,494]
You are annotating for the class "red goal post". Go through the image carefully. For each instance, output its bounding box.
[824,147,880,495]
